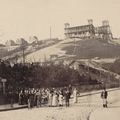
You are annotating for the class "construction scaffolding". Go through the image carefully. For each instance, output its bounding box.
[64,20,113,40]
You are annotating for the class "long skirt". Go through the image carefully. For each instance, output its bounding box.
[73,95,77,103]
[52,95,58,106]
[59,95,63,106]
[48,96,53,106]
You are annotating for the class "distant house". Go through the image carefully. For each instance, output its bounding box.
[5,40,16,46]
[16,38,28,46]
[29,36,39,44]
[50,54,58,60]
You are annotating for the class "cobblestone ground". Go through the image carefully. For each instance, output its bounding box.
[0,89,120,120]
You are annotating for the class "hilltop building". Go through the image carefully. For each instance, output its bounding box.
[64,20,113,40]
[95,20,113,40]
[16,38,28,46]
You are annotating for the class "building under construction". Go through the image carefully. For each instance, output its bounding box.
[64,19,113,40]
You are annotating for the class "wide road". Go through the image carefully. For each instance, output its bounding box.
[89,89,120,120]
[0,89,120,120]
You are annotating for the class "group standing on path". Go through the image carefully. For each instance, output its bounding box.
[11,86,109,109]
[18,87,79,109]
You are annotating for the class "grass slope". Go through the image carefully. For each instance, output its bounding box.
[62,39,120,59]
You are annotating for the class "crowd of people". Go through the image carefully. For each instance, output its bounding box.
[13,86,108,109]
[18,87,78,109]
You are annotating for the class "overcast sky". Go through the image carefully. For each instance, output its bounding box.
[0,0,120,43]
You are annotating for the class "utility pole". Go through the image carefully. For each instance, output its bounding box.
[87,60,90,86]
[21,38,26,64]
[1,78,7,95]
[99,70,101,81]
[50,26,52,40]
[73,38,76,55]
[22,46,25,64]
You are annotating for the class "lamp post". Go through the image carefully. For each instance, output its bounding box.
[1,78,7,95]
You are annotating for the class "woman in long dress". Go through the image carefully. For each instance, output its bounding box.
[48,91,53,107]
[58,92,63,106]
[73,88,78,103]
[36,90,42,107]
[52,92,58,107]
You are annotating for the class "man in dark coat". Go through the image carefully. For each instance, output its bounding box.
[64,89,71,107]
[101,88,108,108]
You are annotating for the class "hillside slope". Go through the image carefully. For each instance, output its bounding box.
[20,38,120,62]
[62,39,120,59]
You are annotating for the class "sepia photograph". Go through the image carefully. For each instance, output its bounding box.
[0,0,120,120]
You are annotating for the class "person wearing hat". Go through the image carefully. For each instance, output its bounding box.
[64,89,71,107]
